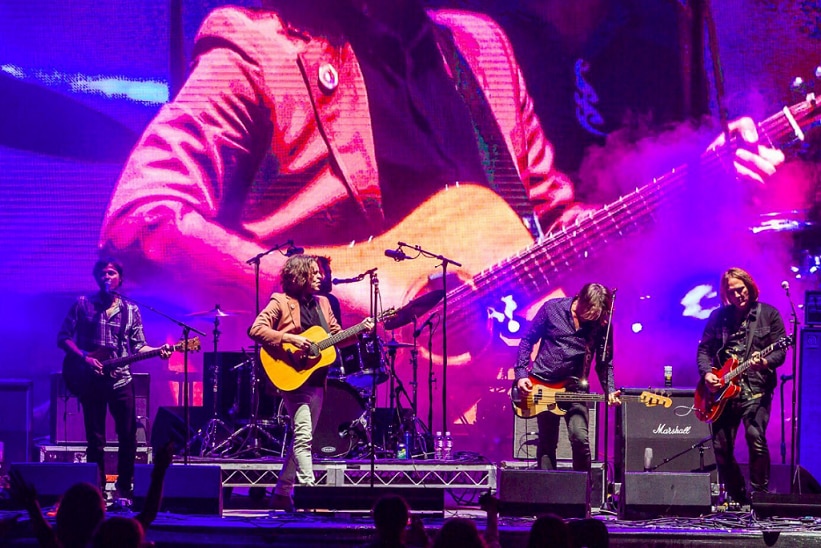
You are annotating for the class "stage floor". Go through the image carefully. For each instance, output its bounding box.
[6,502,821,547]
[4,456,821,547]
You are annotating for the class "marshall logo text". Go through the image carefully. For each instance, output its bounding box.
[653,424,692,435]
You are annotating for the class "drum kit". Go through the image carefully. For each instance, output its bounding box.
[185,290,443,460]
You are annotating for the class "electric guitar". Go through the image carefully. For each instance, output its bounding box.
[693,335,793,423]
[510,376,672,418]
[261,309,396,392]
[62,337,201,398]
[311,95,821,364]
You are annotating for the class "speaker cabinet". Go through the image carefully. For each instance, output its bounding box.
[133,464,223,515]
[0,379,33,464]
[8,462,99,506]
[50,373,150,445]
[498,469,590,518]
[619,472,712,520]
[752,492,821,518]
[798,328,821,483]
[615,388,716,482]
[513,404,598,461]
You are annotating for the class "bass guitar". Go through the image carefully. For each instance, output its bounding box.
[62,337,201,398]
[693,335,793,423]
[510,376,672,418]
[261,309,396,392]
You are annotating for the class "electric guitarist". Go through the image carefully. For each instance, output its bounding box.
[57,258,173,501]
[696,267,787,506]
[248,255,374,511]
[513,283,620,472]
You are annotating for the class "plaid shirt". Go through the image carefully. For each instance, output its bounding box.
[57,293,146,389]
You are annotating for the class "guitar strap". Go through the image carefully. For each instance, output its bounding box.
[742,302,761,363]
[315,297,330,334]
[117,300,129,357]
[432,24,542,240]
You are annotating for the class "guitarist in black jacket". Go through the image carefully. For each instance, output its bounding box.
[697,267,787,506]
[57,258,172,501]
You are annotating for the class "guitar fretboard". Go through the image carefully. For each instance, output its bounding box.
[440,97,819,329]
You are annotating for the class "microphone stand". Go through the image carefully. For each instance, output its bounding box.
[397,242,461,437]
[599,289,617,511]
[112,291,206,465]
[215,241,299,458]
[367,269,379,488]
[784,285,800,485]
[780,373,794,465]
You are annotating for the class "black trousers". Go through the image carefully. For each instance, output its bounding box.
[712,394,771,504]
[80,381,136,494]
[536,402,591,472]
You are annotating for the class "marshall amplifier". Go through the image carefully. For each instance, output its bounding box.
[615,388,716,483]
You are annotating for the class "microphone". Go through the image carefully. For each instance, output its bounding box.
[413,313,436,338]
[644,447,653,472]
[781,280,790,292]
[103,279,113,294]
[285,245,304,256]
[332,276,361,285]
[385,249,408,261]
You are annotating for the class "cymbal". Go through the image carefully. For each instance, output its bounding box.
[187,306,248,318]
[383,289,444,330]
[384,339,414,349]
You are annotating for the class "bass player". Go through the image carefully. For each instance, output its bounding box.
[57,258,172,501]
[248,254,374,511]
[513,283,619,472]
[697,267,787,505]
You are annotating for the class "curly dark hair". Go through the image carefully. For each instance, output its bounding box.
[281,255,318,296]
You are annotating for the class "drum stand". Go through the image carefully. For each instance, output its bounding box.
[192,309,232,456]
[387,331,431,458]
[210,359,279,458]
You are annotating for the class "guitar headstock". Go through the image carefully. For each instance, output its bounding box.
[639,390,673,408]
[377,308,398,323]
[173,337,201,353]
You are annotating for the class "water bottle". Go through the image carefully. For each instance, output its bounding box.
[434,431,444,460]
[397,442,408,460]
[444,431,453,461]
[404,430,413,459]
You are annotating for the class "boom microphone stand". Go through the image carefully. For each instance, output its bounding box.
[783,282,800,484]
[394,242,461,437]
[111,291,206,464]
[214,241,303,458]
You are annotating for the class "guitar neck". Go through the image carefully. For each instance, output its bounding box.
[103,347,166,369]
[445,98,819,328]
[552,393,648,404]
[317,322,369,351]
[722,339,785,384]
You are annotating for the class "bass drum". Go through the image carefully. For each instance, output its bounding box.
[277,380,366,459]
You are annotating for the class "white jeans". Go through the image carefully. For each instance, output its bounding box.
[274,384,324,497]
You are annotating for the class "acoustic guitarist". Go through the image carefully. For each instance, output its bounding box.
[696,267,787,506]
[248,254,374,511]
[513,283,619,472]
[57,258,172,501]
